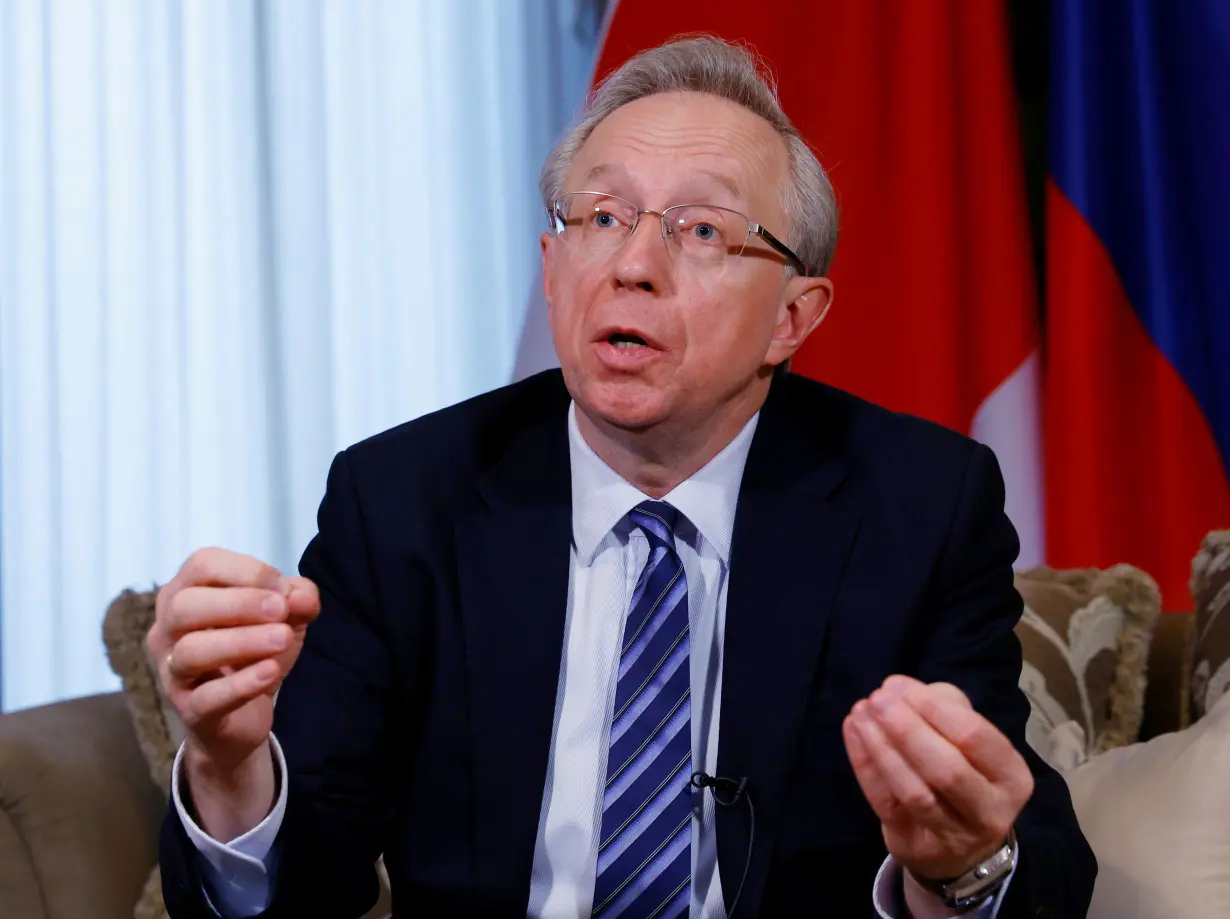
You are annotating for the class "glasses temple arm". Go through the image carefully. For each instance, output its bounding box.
[753,224,808,275]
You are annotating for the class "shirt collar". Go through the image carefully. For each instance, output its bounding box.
[568,402,759,565]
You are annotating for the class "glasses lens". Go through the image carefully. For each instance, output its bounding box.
[664,205,750,264]
[554,193,637,251]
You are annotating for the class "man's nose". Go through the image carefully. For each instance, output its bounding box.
[612,215,673,293]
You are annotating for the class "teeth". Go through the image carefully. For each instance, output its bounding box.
[614,340,646,349]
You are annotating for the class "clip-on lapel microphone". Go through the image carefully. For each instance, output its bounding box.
[690,771,755,919]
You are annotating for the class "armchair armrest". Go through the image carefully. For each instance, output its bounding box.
[0,691,166,919]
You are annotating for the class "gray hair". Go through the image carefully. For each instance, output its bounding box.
[539,36,839,276]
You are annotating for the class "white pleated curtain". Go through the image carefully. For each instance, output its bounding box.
[0,0,597,711]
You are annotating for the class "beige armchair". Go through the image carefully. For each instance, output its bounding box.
[0,692,165,918]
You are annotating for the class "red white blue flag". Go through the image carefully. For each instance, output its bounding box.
[1045,0,1230,607]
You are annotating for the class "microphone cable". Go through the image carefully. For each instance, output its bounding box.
[690,771,755,919]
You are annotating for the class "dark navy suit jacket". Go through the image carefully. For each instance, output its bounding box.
[160,369,1096,918]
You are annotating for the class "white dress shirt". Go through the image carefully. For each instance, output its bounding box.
[174,402,1011,918]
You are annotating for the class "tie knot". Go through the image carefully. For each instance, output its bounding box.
[630,501,680,546]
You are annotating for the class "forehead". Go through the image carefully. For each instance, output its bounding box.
[568,91,790,216]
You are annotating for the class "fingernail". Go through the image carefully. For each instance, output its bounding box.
[871,690,894,714]
[267,626,288,651]
[261,594,284,616]
[852,700,871,721]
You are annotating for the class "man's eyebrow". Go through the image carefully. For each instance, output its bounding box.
[690,169,743,202]
[583,163,621,185]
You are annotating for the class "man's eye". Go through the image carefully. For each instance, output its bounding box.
[692,223,720,242]
[593,211,622,228]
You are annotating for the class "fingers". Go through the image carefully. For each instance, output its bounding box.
[903,682,1028,785]
[167,624,293,682]
[163,586,291,636]
[843,711,907,827]
[847,678,1034,835]
[869,686,993,825]
[174,547,286,593]
[876,676,971,710]
[154,548,290,647]
[177,659,282,730]
[927,681,972,709]
[845,676,1034,879]
[284,576,321,622]
[161,574,318,637]
[847,699,963,827]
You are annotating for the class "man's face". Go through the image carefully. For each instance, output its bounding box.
[542,91,830,436]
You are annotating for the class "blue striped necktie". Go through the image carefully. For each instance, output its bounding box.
[592,501,693,919]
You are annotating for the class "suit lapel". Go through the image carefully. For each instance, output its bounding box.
[454,383,573,908]
[717,376,863,916]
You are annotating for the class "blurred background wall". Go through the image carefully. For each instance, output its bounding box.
[0,0,599,710]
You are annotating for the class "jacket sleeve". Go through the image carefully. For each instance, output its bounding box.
[907,442,1097,919]
[161,449,400,918]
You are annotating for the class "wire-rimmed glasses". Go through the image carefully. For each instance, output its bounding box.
[549,191,808,275]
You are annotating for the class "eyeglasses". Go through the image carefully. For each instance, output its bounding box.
[549,191,808,275]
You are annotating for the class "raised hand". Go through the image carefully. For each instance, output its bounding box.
[843,675,1032,892]
[147,548,321,840]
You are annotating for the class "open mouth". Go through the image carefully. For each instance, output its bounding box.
[607,332,649,350]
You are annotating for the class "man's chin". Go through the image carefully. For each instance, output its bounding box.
[574,378,671,433]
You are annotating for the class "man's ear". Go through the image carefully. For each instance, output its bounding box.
[765,276,835,367]
[541,231,555,307]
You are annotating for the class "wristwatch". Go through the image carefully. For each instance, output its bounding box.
[912,829,1018,911]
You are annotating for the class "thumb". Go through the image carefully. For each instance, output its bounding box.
[284,576,321,619]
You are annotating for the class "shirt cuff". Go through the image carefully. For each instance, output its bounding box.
[171,734,289,917]
[872,849,1017,919]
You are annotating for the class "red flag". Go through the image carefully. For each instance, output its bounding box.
[588,0,1045,565]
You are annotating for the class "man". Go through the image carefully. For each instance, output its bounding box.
[153,37,1095,919]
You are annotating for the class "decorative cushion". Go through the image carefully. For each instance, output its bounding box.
[103,589,183,796]
[1189,530,1230,723]
[102,588,182,919]
[1013,565,1161,769]
[1064,690,1230,919]
[101,587,392,919]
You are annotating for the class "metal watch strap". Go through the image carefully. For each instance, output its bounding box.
[913,829,1018,911]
